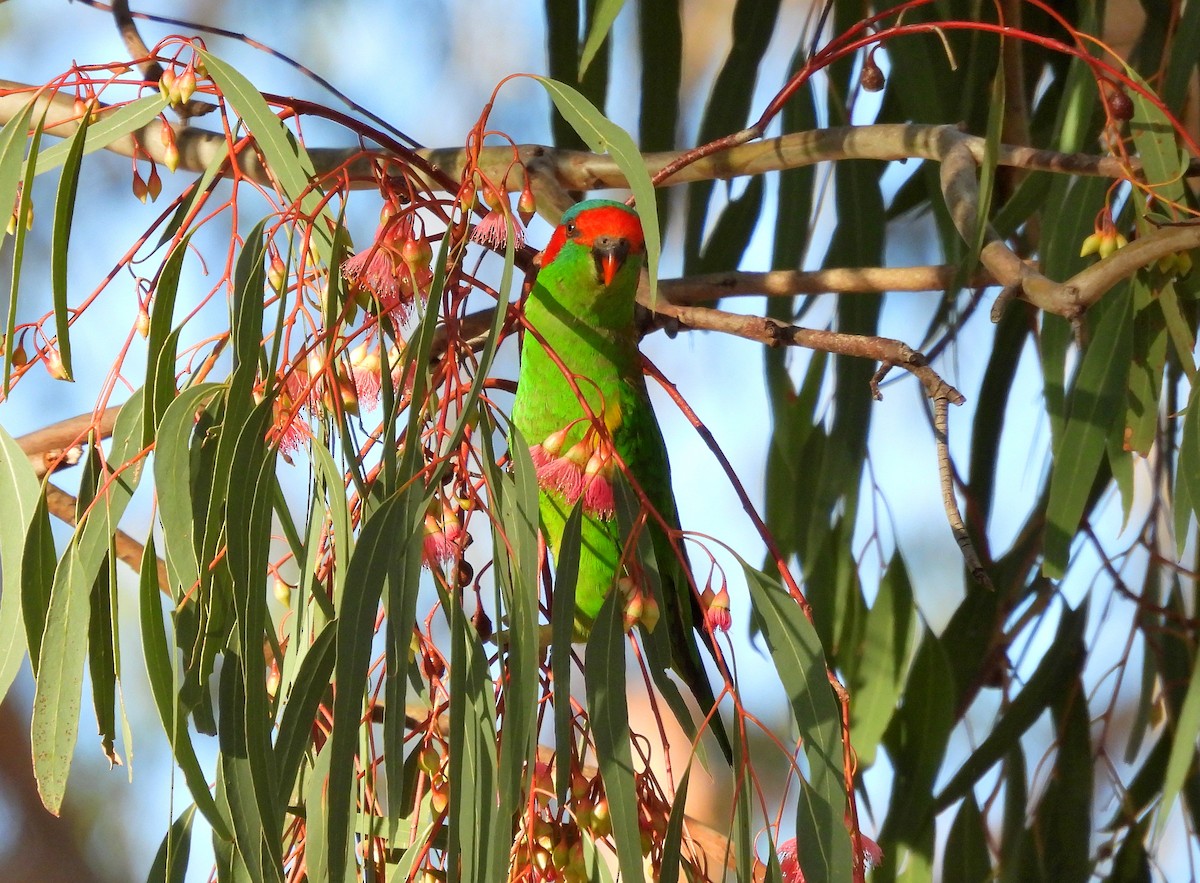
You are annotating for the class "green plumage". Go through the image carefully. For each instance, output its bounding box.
[511,199,730,759]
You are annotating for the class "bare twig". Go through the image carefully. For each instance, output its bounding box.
[932,396,992,588]
[645,296,965,405]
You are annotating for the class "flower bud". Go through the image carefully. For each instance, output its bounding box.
[158,68,177,102]
[146,163,162,201]
[518,179,537,225]
[176,66,197,104]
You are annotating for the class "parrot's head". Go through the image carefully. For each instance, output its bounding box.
[539,199,645,288]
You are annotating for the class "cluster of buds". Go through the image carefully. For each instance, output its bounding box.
[417,743,449,814]
[519,815,587,883]
[618,576,660,633]
[568,770,611,840]
[1079,222,1128,260]
[700,581,732,632]
[158,59,200,108]
[132,161,163,203]
[344,340,413,412]
[342,205,435,322]
[631,774,674,866]
[72,94,101,125]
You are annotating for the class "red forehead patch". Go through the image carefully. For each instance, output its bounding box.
[539,202,646,267]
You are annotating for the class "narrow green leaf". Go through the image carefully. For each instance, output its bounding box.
[1154,641,1200,840]
[1043,290,1133,578]
[273,621,335,804]
[0,421,42,699]
[684,0,781,271]
[87,544,118,763]
[446,573,500,883]
[0,99,36,229]
[495,428,542,866]
[1105,818,1151,883]
[552,500,583,805]
[138,533,229,838]
[637,0,680,221]
[20,491,56,676]
[146,805,196,883]
[1035,679,1093,881]
[850,554,915,767]
[224,402,284,876]
[579,0,624,78]
[944,795,992,883]
[154,384,223,598]
[881,631,954,845]
[5,106,45,393]
[35,95,167,175]
[742,561,851,883]
[695,176,764,278]
[381,490,428,837]
[326,491,419,883]
[585,589,643,883]
[533,76,660,303]
[144,233,194,442]
[218,652,280,882]
[48,107,91,381]
[935,603,1086,810]
[198,50,334,261]
[31,390,145,813]
[659,765,691,883]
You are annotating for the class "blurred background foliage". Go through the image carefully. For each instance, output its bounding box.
[0,0,1197,881]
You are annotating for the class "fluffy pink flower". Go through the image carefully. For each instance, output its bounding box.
[342,215,433,322]
[348,343,383,410]
[264,367,317,454]
[581,451,615,518]
[778,838,803,883]
[423,506,466,565]
[776,833,881,882]
[470,208,524,251]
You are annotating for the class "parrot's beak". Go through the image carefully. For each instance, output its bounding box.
[593,236,631,286]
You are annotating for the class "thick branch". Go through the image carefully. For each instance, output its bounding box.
[661,263,1021,303]
[646,298,964,405]
[0,79,1139,196]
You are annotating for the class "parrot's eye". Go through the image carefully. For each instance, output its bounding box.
[565,222,578,237]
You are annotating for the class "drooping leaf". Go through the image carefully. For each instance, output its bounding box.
[1043,289,1133,578]
[0,421,42,700]
[533,76,660,303]
[585,588,643,883]
[743,561,851,883]
[48,105,91,381]
[31,390,146,813]
[578,0,624,78]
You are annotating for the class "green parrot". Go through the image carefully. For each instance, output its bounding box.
[511,198,729,758]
